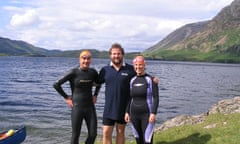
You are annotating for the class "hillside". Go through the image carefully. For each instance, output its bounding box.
[0,37,60,56]
[143,0,240,63]
[0,37,138,58]
[0,37,107,57]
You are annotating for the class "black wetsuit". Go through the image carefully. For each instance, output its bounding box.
[53,67,100,144]
[126,74,159,144]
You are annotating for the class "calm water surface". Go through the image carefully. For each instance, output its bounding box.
[0,56,240,144]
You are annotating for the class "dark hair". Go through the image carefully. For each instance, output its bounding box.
[109,43,125,55]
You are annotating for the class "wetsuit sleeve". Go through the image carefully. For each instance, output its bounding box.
[151,79,159,114]
[94,84,101,96]
[97,68,106,84]
[53,69,74,99]
[93,69,101,96]
[125,95,131,114]
[125,78,133,113]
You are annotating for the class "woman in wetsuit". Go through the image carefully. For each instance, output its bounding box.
[125,55,159,144]
[53,50,101,144]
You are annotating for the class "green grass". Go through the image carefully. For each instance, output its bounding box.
[0,53,8,56]
[151,113,240,144]
[95,113,240,144]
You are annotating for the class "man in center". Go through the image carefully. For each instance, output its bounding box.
[98,43,135,144]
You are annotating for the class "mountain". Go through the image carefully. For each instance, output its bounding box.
[0,37,61,56]
[143,0,240,63]
[0,37,105,57]
[0,37,138,58]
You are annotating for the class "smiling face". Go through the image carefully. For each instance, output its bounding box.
[79,50,91,70]
[133,55,145,76]
[110,48,124,66]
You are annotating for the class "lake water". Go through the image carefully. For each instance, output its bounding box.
[0,56,240,144]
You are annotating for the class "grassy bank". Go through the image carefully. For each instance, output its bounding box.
[152,113,240,144]
[0,53,8,56]
[95,113,240,144]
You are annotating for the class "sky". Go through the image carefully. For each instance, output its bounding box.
[0,0,234,52]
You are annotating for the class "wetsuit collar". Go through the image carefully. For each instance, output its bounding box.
[79,67,89,71]
[137,73,147,77]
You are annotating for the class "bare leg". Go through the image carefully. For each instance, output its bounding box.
[116,124,125,144]
[103,125,114,144]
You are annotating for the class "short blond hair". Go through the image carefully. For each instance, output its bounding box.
[79,50,91,58]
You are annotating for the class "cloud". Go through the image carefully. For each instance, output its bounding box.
[10,9,39,27]
[0,0,235,52]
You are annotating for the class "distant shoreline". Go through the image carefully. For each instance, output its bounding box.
[1,54,240,64]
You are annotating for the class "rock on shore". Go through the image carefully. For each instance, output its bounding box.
[155,96,240,132]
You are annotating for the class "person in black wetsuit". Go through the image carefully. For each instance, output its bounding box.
[125,55,159,144]
[53,50,101,144]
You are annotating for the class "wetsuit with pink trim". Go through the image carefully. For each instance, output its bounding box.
[126,73,159,144]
